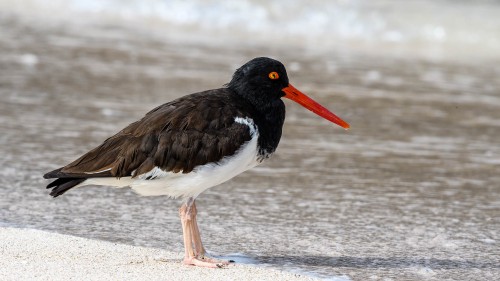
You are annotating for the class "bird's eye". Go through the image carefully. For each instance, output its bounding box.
[268,71,279,80]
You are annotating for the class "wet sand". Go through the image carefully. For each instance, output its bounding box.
[1,13,499,280]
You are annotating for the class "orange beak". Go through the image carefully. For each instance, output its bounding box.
[282,84,350,129]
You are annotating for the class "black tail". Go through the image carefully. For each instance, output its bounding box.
[44,166,113,197]
[46,177,86,197]
[44,168,86,197]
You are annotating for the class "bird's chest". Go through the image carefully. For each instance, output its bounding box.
[254,111,285,160]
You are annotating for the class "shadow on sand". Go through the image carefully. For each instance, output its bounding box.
[256,255,499,269]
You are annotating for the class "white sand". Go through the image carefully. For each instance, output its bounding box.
[0,227,316,281]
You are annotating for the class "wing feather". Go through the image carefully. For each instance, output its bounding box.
[44,89,254,180]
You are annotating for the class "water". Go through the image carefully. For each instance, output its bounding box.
[1,1,500,280]
[2,0,500,62]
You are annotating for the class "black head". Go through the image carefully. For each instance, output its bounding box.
[227,57,289,108]
[227,57,350,129]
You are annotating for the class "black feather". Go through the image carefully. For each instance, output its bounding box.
[47,178,86,197]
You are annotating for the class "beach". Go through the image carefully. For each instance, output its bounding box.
[0,227,318,281]
[1,1,500,280]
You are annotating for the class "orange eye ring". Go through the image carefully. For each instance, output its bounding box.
[268,71,279,80]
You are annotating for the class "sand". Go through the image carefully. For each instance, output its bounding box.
[0,227,317,281]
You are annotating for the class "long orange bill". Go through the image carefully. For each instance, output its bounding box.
[282,84,350,129]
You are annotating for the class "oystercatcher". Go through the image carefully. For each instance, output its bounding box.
[44,57,349,268]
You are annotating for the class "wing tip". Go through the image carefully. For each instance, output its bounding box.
[43,168,63,179]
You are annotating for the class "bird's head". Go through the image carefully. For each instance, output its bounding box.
[227,57,350,129]
[227,57,289,103]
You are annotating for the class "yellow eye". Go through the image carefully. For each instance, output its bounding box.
[268,71,279,80]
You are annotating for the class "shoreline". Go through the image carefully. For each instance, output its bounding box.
[0,227,317,281]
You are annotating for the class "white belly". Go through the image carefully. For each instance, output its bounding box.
[77,118,262,199]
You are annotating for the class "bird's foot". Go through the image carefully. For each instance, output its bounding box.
[183,256,228,268]
[197,254,233,265]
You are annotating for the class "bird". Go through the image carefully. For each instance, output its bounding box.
[44,57,350,268]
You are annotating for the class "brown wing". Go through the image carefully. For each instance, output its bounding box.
[44,88,253,180]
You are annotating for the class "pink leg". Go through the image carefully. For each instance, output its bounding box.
[179,199,228,268]
[190,202,230,265]
[189,202,207,257]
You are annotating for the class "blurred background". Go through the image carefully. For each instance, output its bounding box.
[2,0,500,62]
[1,1,499,280]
